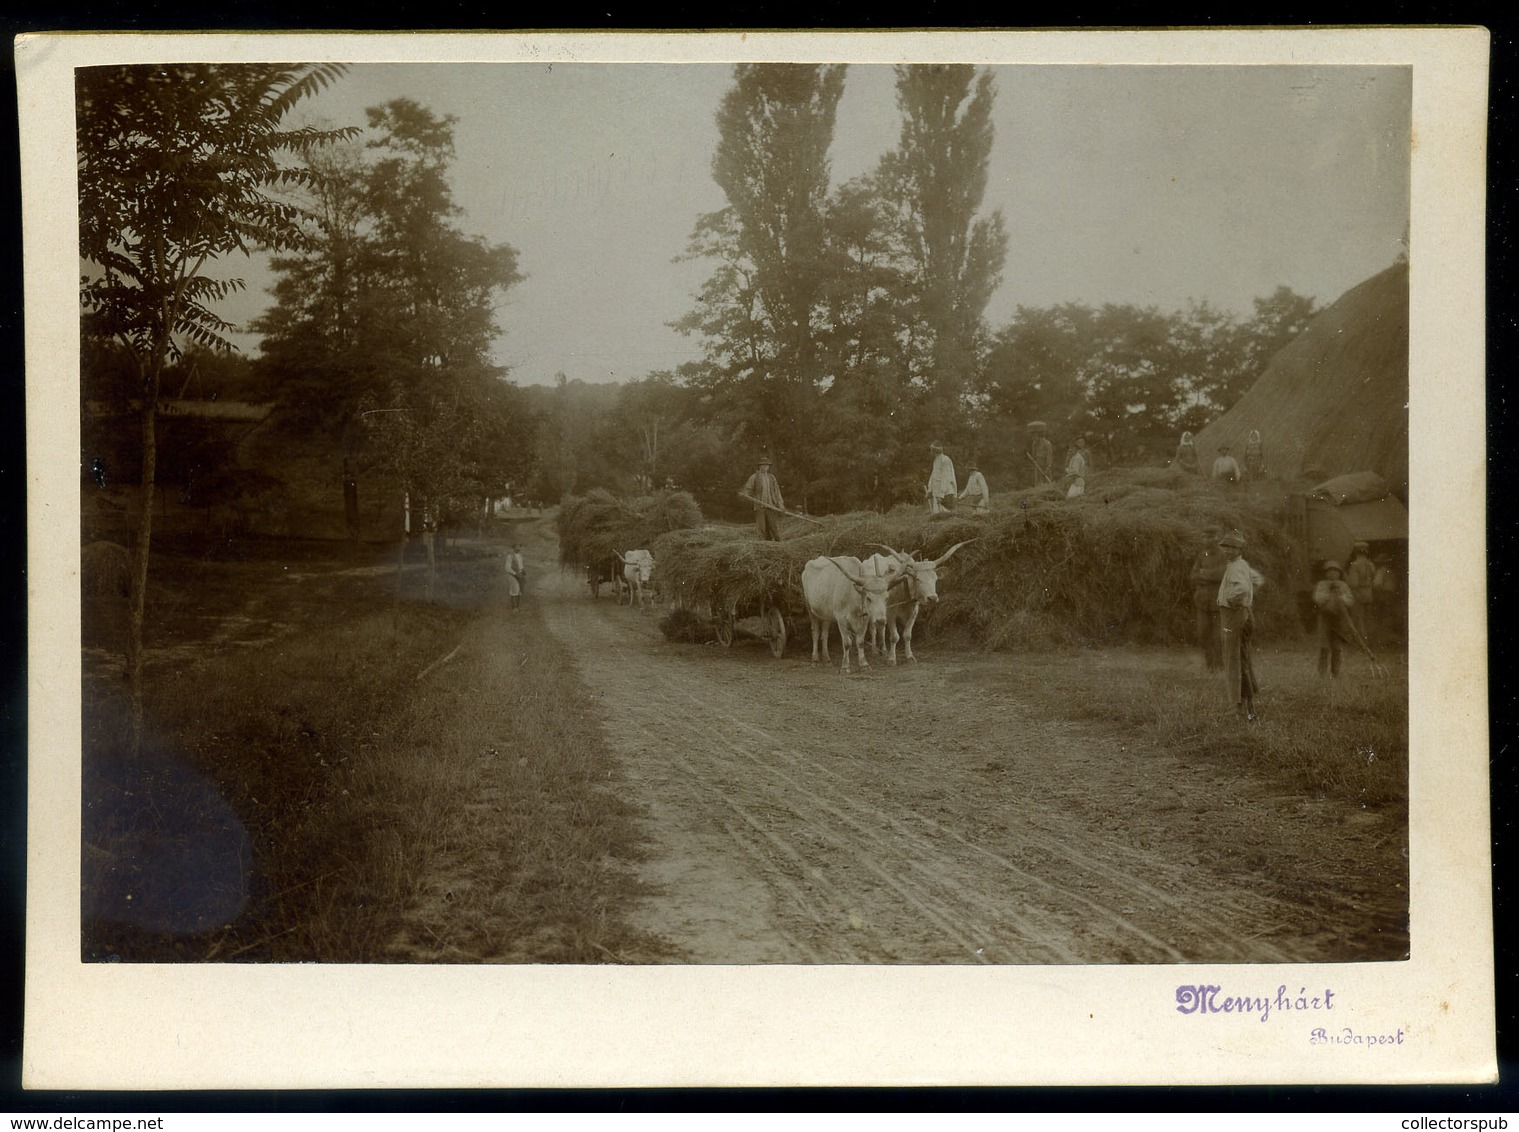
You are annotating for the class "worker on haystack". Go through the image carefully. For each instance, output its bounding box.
[959,461,990,515]
[1244,429,1266,481]
[1064,436,1088,498]
[1216,529,1263,718]
[1027,421,1054,485]
[1314,560,1356,678]
[740,454,786,541]
[1212,443,1241,484]
[926,441,958,514]
[1346,541,1376,639]
[1175,431,1200,474]
[1190,537,1227,671]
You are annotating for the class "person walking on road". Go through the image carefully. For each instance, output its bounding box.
[740,454,786,541]
[1216,529,1263,718]
[505,544,526,611]
[927,441,958,514]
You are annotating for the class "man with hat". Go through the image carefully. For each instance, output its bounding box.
[1216,529,1263,717]
[1064,435,1089,498]
[740,454,786,541]
[958,459,990,515]
[1212,443,1241,484]
[1345,540,1376,639]
[1027,421,1054,486]
[1313,559,1356,678]
[926,441,957,514]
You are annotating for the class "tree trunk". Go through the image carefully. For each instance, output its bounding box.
[126,399,158,758]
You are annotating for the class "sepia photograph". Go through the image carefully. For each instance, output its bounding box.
[21,30,1491,1089]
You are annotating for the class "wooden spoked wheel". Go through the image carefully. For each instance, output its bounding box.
[766,606,787,658]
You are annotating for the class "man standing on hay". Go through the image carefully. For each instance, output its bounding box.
[926,441,957,514]
[1216,529,1263,719]
[740,454,786,541]
[1212,443,1241,484]
[1064,436,1089,498]
[959,461,990,515]
[1027,421,1054,486]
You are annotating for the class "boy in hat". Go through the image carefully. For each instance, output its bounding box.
[926,441,957,514]
[1216,529,1263,717]
[1345,540,1376,639]
[504,544,526,610]
[1313,560,1356,677]
[740,454,786,541]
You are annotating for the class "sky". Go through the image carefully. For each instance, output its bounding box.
[215,62,1411,386]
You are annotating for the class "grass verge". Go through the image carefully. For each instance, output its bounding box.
[82,545,668,962]
[995,641,1408,811]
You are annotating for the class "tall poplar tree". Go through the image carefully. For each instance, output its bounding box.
[878,64,1008,439]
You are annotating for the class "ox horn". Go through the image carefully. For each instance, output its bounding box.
[823,556,867,588]
[869,543,915,564]
[931,539,977,568]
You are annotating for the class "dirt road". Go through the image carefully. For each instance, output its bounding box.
[527,524,1406,964]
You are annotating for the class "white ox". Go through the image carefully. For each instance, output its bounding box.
[615,549,656,609]
[864,541,973,664]
[801,553,909,674]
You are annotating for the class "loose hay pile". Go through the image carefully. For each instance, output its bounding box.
[651,467,1296,649]
[556,489,704,569]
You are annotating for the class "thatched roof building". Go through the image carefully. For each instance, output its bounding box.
[1195,262,1408,498]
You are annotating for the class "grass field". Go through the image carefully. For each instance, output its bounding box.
[81,533,665,962]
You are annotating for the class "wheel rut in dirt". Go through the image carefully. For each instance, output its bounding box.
[535,560,1340,965]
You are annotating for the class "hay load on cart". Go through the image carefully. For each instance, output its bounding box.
[653,468,1297,652]
[556,489,703,598]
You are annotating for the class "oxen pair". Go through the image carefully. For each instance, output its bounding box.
[800,542,970,673]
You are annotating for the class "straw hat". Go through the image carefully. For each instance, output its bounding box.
[1218,530,1245,548]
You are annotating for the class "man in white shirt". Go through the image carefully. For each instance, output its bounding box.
[1212,444,1241,484]
[926,442,957,514]
[1216,529,1262,718]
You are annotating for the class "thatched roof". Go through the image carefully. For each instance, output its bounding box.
[1195,262,1408,497]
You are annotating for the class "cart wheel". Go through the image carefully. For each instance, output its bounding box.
[767,607,787,658]
[715,611,734,648]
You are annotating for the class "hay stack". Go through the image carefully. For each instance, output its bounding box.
[556,489,704,569]
[1195,262,1408,495]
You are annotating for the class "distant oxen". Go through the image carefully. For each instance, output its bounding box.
[863,541,972,665]
[801,553,909,674]
[616,549,656,609]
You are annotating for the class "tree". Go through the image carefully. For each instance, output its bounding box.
[877,64,1008,439]
[254,99,528,533]
[78,62,355,755]
[675,64,848,505]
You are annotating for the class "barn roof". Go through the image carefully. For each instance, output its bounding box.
[1194,262,1408,498]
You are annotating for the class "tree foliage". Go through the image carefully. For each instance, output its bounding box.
[77,62,356,754]
[253,98,531,512]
